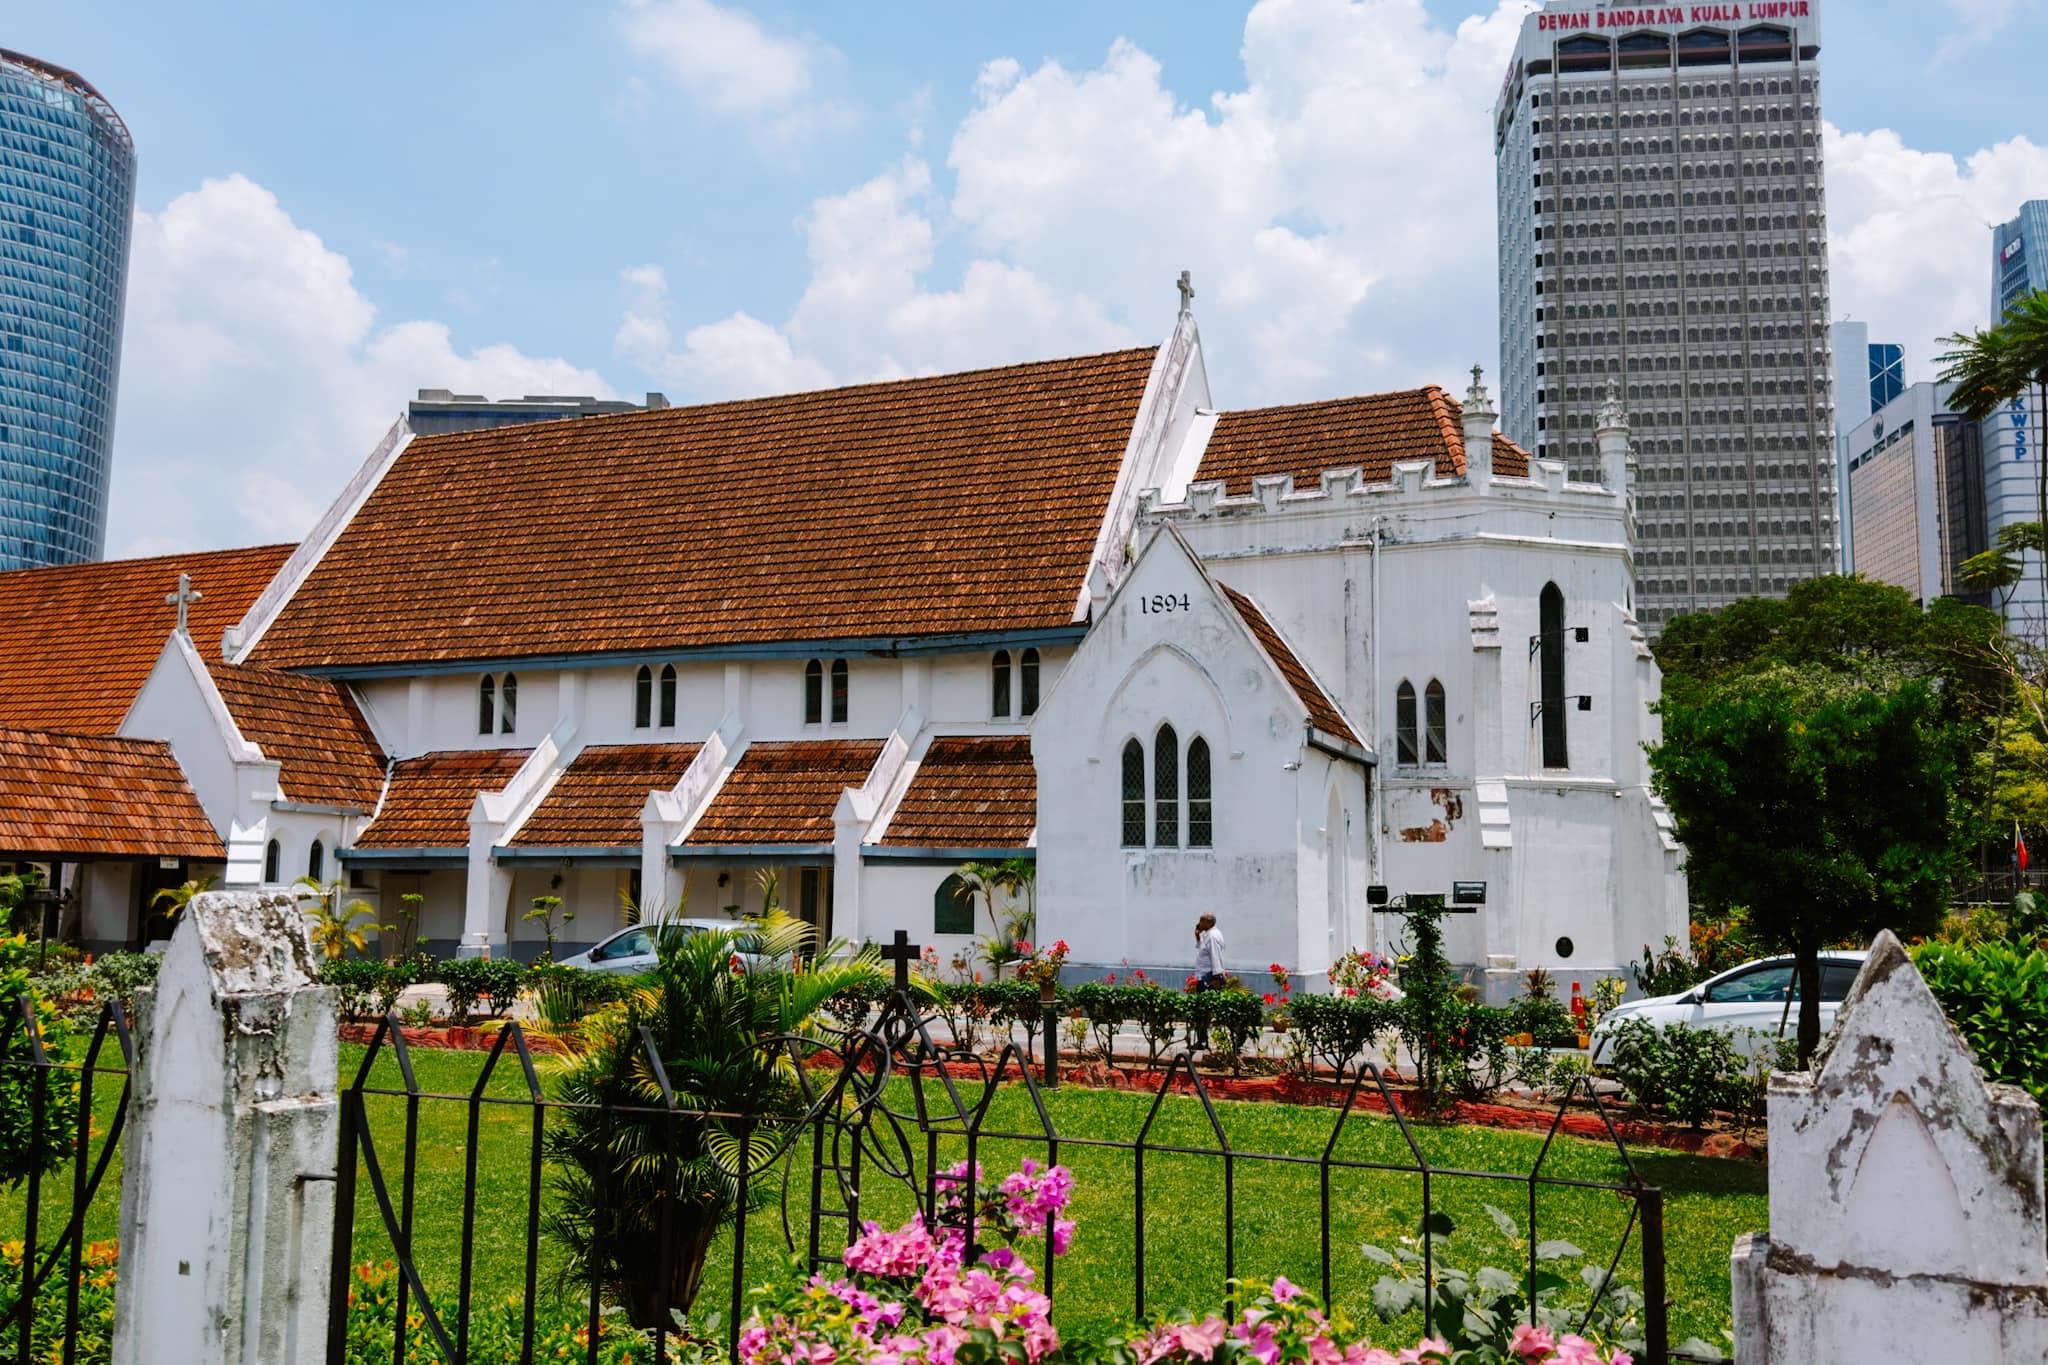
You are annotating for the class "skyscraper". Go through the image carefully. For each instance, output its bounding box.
[1493,3,1835,631]
[0,49,136,569]
[1983,201,2048,642]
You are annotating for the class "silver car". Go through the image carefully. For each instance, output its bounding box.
[1589,950,1869,1064]
[556,917,773,976]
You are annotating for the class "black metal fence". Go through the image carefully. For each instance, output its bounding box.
[2,986,1678,1365]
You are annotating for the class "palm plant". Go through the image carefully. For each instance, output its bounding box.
[294,876,385,961]
[542,913,885,1327]
[148,874,214,921]
[1941,291,2048,611]
[957,859,1030,979]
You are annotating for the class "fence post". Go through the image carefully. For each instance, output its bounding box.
[1639,1186,1668,1364]
[110,891,338,1365]
[1042,1003,1060,1089]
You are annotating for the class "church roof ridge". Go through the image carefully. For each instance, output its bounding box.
[1196,383,1532,495]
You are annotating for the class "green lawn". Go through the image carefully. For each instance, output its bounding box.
[3,1044,1761,1348]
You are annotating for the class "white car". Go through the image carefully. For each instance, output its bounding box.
[1589,950,1869,1065]
[556,917,775,976]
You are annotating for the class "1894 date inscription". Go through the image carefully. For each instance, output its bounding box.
[1138,593,1192,615]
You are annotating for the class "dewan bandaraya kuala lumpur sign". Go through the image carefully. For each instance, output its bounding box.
[1535,3,1812,31]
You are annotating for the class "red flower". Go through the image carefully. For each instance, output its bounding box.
[1263,993,1277,1005]
[1270,963,1285,974]
[1105,973,1117,985]
[1185,975,1200,991]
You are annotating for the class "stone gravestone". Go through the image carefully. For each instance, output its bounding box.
[111,891,338,1365]
[1732,930,2048,1363]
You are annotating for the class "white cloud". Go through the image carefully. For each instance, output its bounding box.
[1824,129,2048,377]
[623,0,2038,425]
[616,0,852,148]
[110,174,613,557]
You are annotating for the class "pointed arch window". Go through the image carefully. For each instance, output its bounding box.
[499,673,518,734]
[1395,681,1419,766]
[830,659,849,723]
[992,650,1012,718]
[634,666,653,729]
[1154,723,1180,847]
[478,675,496,735]
[1187,737,1213,848]
[658,664,678,728]
[1121,739,1146,847]
[1540,583,1570,768]
[804,660,824,724]
[1424,681,1448,765]
[1020,649,1041,716]
[307,839,325,882]
[263,838,281,884]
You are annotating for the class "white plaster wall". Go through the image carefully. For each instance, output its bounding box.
[925,649,1071,727]
[576,663,728,747]
[121,643,272,841]
[506,864,635,951]
[355,671,562,759]
[78,862,136,948]
[1037,533,1317,976]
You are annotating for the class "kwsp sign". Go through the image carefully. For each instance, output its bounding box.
[1538,2,1810,31]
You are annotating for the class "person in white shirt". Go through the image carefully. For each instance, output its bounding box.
[1193,912,1227,991]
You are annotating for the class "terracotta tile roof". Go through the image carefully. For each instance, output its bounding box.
[355,749,530,850]
[207,663,386,811]
[1219,586,1363,748]
[0,544,292,735]
[510,742,701,848]
[249,349,1158,670]
[0,729,222,858]
[685,740,884,847]
[879,736,1036,849]
[1196,388,1532,495]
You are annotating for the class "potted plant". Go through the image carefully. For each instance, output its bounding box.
[1017,939,1069,1002]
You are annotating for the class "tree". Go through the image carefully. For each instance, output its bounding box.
[1650,671,1961,1060]
[1941,291,2048,615]
[543,914,884,1327]
[295,877,383,961]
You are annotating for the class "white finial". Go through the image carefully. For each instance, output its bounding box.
[1464,364,1495,418]
[1176,270,1195,316]
[1597,379,1628,432]
[166,572,203,639]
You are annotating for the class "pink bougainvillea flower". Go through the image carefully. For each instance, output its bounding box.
[1508,1323,1556,1360]
[1270,1276,1300,1303]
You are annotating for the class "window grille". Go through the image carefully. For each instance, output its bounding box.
[1154,723,1180,847]
[830,659,849,724]
[991,650,1012,718]
[1121,740,1146,847]
[1395,681,1419,766]
[659,664,677,728]
[500,673,518,735]
[1425,681,1448,765]
[634,666,652,729]
[1187,737,1213,848]
[1020,648,1041,716]
[478,675,496,735]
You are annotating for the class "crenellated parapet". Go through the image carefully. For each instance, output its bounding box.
[1136,454,1623,528]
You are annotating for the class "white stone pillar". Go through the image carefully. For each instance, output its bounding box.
[1595,382,1631,496]
[113,891,337,1365]
[462,803,512,957]
[1462,365,1496,494]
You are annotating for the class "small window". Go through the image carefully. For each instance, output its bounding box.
[659,664,677,728]
[992,650,1013,718]
[1424,681,1447,765]
[804,660,823,725]
[1020,648,1041,717]
[1187,737,1213,848]
[1154,723,1180,847]
[478,675,496,735]
[500,673,518,734]
[634,666,653,729]
[1395,681,1419,766]
[934,873,975,935]
[263,838,280,884]
[1121,739,1146,847]
[1540,584,1569,768]
[830,659,848,724]
[307,839,325,882]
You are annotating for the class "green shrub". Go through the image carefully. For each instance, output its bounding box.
[1913,939,2048,1111]
[475,957,526,1016]
[1124,983,1185,1067]
[1183,988,1265,1071]
[0,930,76,1184]
[86,952,161,1013]
[320,958,384,1021]
[1634,936,1699,997]
[0,1237,116,1364]
[1068,981,1133,1060]
[1603,1018,1742,1128]
[436,956,524,1026]
[1508,992,1578,1048]
[1292,992,1394,1081]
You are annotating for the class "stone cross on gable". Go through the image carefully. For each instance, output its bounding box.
[1176,270,1195,316]
[879,929,922,993]
[165,573,202,639]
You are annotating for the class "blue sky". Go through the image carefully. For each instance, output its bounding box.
[12,0,2047,555]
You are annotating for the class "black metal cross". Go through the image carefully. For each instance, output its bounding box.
[880,929,922,992]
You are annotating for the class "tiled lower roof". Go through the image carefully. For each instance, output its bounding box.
[0,544,291,735]
[0,729,222,859]
[510,743,702,848]
[207,663,386,811]
[355,749,530,850]
[1196,388,1532,494]
[880,736,1036,848]
[685,740,884,847]
[249,348,1157,670]
[1219,587,1363,748]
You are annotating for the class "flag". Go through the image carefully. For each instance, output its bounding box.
[2019,821,2030,874]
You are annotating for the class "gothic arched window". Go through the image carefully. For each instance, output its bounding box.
[1020,649,1041,717]
[308,839,325,883]
[634,666,653,729]
[830,659,849,724]
[1540,583,1570,768]
[263,838,281,884]
[1395,681,1419,766]
[478,675,496,735]
[991,650,1012,718]
[1154,723,1180,848]
[499,673,518,735]
[804,660,824,724]
[659,664,678,728]
[1187,736,1213,848]
[1121,739,1146,847]
[1425,681,1448,765]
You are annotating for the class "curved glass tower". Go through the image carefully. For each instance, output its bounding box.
[0,49,135,568]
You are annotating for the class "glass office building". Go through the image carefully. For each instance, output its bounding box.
[0,49,135,569]
[1983,201,2048,642]
[1493,3,1837,631]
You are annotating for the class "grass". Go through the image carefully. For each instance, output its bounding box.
[2,1043,1762,1349]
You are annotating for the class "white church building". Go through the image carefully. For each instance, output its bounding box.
[3,297,1683,993]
